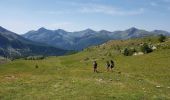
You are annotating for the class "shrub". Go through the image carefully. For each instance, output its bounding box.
[140,43,153,54]
[123,48,129,56]
[158,34,166,42]
[123,48,135,56]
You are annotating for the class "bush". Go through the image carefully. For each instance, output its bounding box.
[123,48,129,56]
[158,34,166,42]
[140,43,153,54]
[123,48,135,56]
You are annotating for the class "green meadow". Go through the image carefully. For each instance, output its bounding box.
[0,37,170,100]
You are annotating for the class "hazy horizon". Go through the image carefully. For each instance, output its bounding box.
[0,0,170,34]
[1,26,170,35]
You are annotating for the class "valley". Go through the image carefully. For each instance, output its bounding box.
[0,37,170,99]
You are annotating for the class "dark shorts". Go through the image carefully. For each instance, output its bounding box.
[111,65,114,68]
[94,66,97,69]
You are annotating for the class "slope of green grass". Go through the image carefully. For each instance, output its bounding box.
[0,37,170,100]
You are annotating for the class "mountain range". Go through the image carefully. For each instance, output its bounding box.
[23,27,170,50]
[1,26,170,59]
[0,26,68,59]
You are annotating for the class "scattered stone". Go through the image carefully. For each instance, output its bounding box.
[152,46,157,50]
[156,85,161,88]
[98,79,103,82]
[133,52,144,56]
[4,75,16,80]
[72,80,75,83]
[167,86,170,89]
[96,78,103,82]
[138,79,143,82]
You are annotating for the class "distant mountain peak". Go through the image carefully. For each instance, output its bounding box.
[0,26,3,29]
[83,28,94,32]
[0,26,18,36]
[125,27,139,34]
[152,30,170,35]
[0,26,8,32]
[55,29,67,35]
[23,27,170,51]
[0,26,68,58]
[56,29,66,32]
[38,27,48,32]
[99,30,111,33]
[127,27,138,31]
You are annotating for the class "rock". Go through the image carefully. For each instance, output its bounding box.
[4,75,16,80]
[133,52,144,56]
[109,79,113,81]
[11,75,15,78]
[96,78,103,82]
[72,80,75,83]
[156,85,161,88]
[98,79,103,82]
[138,79,143,82]
[152,46,157,50]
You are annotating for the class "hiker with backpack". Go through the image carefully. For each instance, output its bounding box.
[106,61,110,72]
[110,60,115,72]
[93,61,98,73]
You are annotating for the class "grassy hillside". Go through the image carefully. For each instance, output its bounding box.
[0,37,170,100]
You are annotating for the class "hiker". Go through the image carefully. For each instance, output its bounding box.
[93,61,98,72]
[106,61,110,71]
[110,60,115,72]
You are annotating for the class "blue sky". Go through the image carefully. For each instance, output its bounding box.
[0,0,170,34]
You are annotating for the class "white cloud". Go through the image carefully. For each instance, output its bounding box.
[38,11,72,15]
[37,3,145,16]
[45,22,73,29]
[79,4,144,16]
